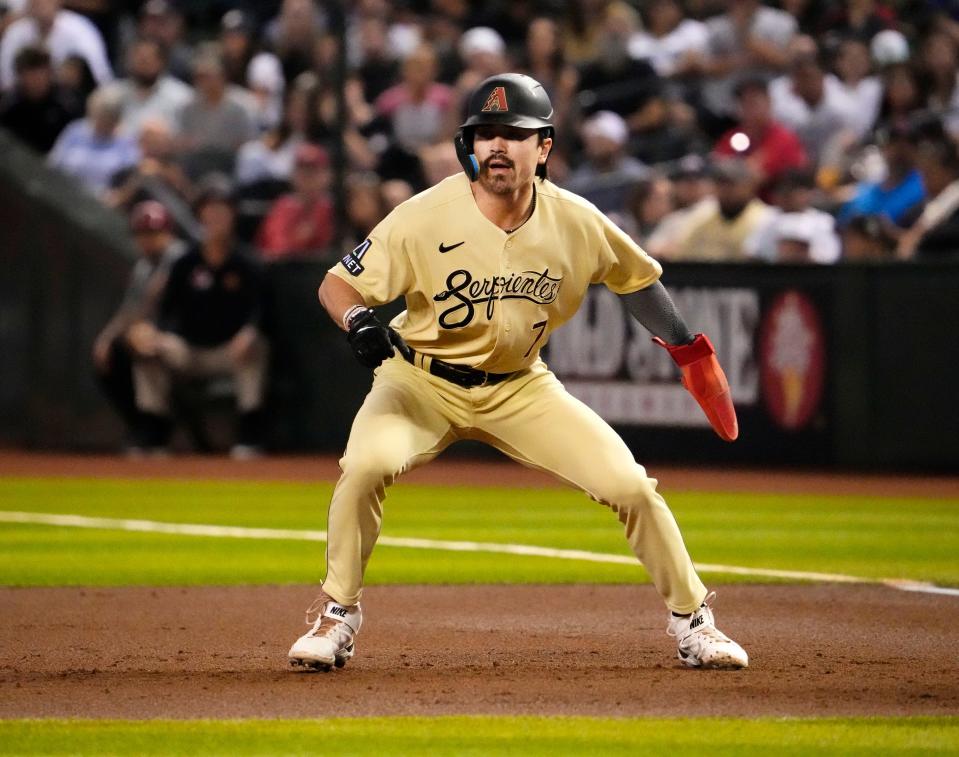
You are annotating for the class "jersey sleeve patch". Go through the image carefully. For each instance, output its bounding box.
[341,238,372,276]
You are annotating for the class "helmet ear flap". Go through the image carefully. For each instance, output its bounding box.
[454,128,479,181]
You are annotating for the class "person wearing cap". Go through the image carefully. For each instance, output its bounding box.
[130,177,270,455]
[564,109,649,216]
[644,156,718,259]
[255,142,335,260]
[747,169,841,264]
[288,73,748,673]
[93,200,186,450]
[837,119,926,227]
[136,0,192,84]
[713,76,807,202]
[674,157,776,261]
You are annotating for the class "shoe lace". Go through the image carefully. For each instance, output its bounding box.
[304,598,353,642]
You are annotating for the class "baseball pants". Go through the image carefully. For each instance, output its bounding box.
[132,331,269,415]
[322,355,708,615]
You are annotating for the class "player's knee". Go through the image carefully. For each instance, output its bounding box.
[340,448,405,490]
[593,473,658,512]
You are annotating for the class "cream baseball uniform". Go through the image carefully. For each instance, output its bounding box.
[323,172,708,614]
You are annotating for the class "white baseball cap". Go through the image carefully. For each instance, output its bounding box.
[459,27,506,60]
[582,110,629,146]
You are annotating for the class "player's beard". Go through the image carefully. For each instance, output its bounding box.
[478,156,520,195]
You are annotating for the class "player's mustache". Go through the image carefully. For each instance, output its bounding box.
[483,155,514,170]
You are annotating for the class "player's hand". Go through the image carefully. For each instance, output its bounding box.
[347,309,396,369]
[653,334,739,442]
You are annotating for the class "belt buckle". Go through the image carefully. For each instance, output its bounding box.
[475,371,489,388]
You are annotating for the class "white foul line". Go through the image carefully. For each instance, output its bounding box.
[1,510,957,598]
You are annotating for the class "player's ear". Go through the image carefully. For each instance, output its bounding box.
[454,128,479,181]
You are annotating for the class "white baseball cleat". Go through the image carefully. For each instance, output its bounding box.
[666,592,748,669]
[288,597,362,672]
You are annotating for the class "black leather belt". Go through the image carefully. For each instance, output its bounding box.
[403,348,513,388]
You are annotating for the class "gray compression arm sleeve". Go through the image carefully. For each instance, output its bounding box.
[620,281,694,346]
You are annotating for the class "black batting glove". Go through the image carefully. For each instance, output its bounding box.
[346,308,395,368]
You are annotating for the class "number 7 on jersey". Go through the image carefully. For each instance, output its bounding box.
[524,319,548,358]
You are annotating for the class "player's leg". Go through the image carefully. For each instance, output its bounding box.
[472,365,747,668]
[289,357,462,670]
[473,366,705,613]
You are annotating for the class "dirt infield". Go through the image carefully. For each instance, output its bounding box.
[2,452,958,720]
[1,583,957,719]
[2,450,959,497]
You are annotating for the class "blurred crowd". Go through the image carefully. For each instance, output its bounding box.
[3,0,959,452]
[2,0,959,266]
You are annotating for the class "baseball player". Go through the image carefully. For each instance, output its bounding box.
[289,74,748,671]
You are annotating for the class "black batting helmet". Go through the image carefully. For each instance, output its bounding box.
[455,73,554,181]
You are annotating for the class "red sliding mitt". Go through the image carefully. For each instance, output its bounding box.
[653,334,739,442]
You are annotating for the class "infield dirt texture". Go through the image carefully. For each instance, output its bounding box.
[1,452,957,720]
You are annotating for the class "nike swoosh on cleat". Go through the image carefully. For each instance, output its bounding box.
[439,241,465,253]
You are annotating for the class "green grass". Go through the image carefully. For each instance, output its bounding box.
[1,477,957,587]
[0,717,956,756]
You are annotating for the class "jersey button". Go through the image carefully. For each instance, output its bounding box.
[505,325,511,332]
[505,240,513,248]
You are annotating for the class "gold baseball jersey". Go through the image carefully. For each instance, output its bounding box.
[329,173,662,373]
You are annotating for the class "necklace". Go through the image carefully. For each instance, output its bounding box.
[505,186,537,234]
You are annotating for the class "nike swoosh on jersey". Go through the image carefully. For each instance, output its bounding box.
[438,241,466,253]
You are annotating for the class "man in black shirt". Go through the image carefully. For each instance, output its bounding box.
[0,45,80,154]
[130,179,269,456]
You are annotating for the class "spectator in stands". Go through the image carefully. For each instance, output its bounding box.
[833,36,882,137]
[749,169,842,263]
[576,3,672,163]
[897,127,959,260]
[104,117,194,234]
[92,201,186,450]
[626,174,675,247]
[453,27,508,106]
[841,213,896,261]
[838,119,926,227]
[560,0,608,65]
[235,73,312,187]
[816,0,897,42]
[47,86,139,196]
[130,177,269,457]
[219,9,257,89]
[918,29,959,138]
[265,0,326,84]
[874,61,923,136]
[177,45,256,154]
[352,15,398,103]
[714,76,808,201]
[628,0,709,79]
[517,16,578,159]
[674,157,775,261]
[692,0,798,134]
[645,155,717,259]
[0,44,80,153]
[0,0,113,91]
[374,43,456,185]
[98,37,192,136]
[256,142,335,261]
[564,110,649,216]
[770,36,865,170]
[343,171,386,248]
[56,53,96,102]
[135,0,191,84]
[246,52,285,134]
[380,178,414,212]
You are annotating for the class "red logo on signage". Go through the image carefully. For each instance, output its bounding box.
[758,290,826,431]
[481,86,509,112]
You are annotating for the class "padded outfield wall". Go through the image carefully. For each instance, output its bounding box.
[2,131,956,469]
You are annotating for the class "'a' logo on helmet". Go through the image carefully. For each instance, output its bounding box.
[481,86,509,112]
